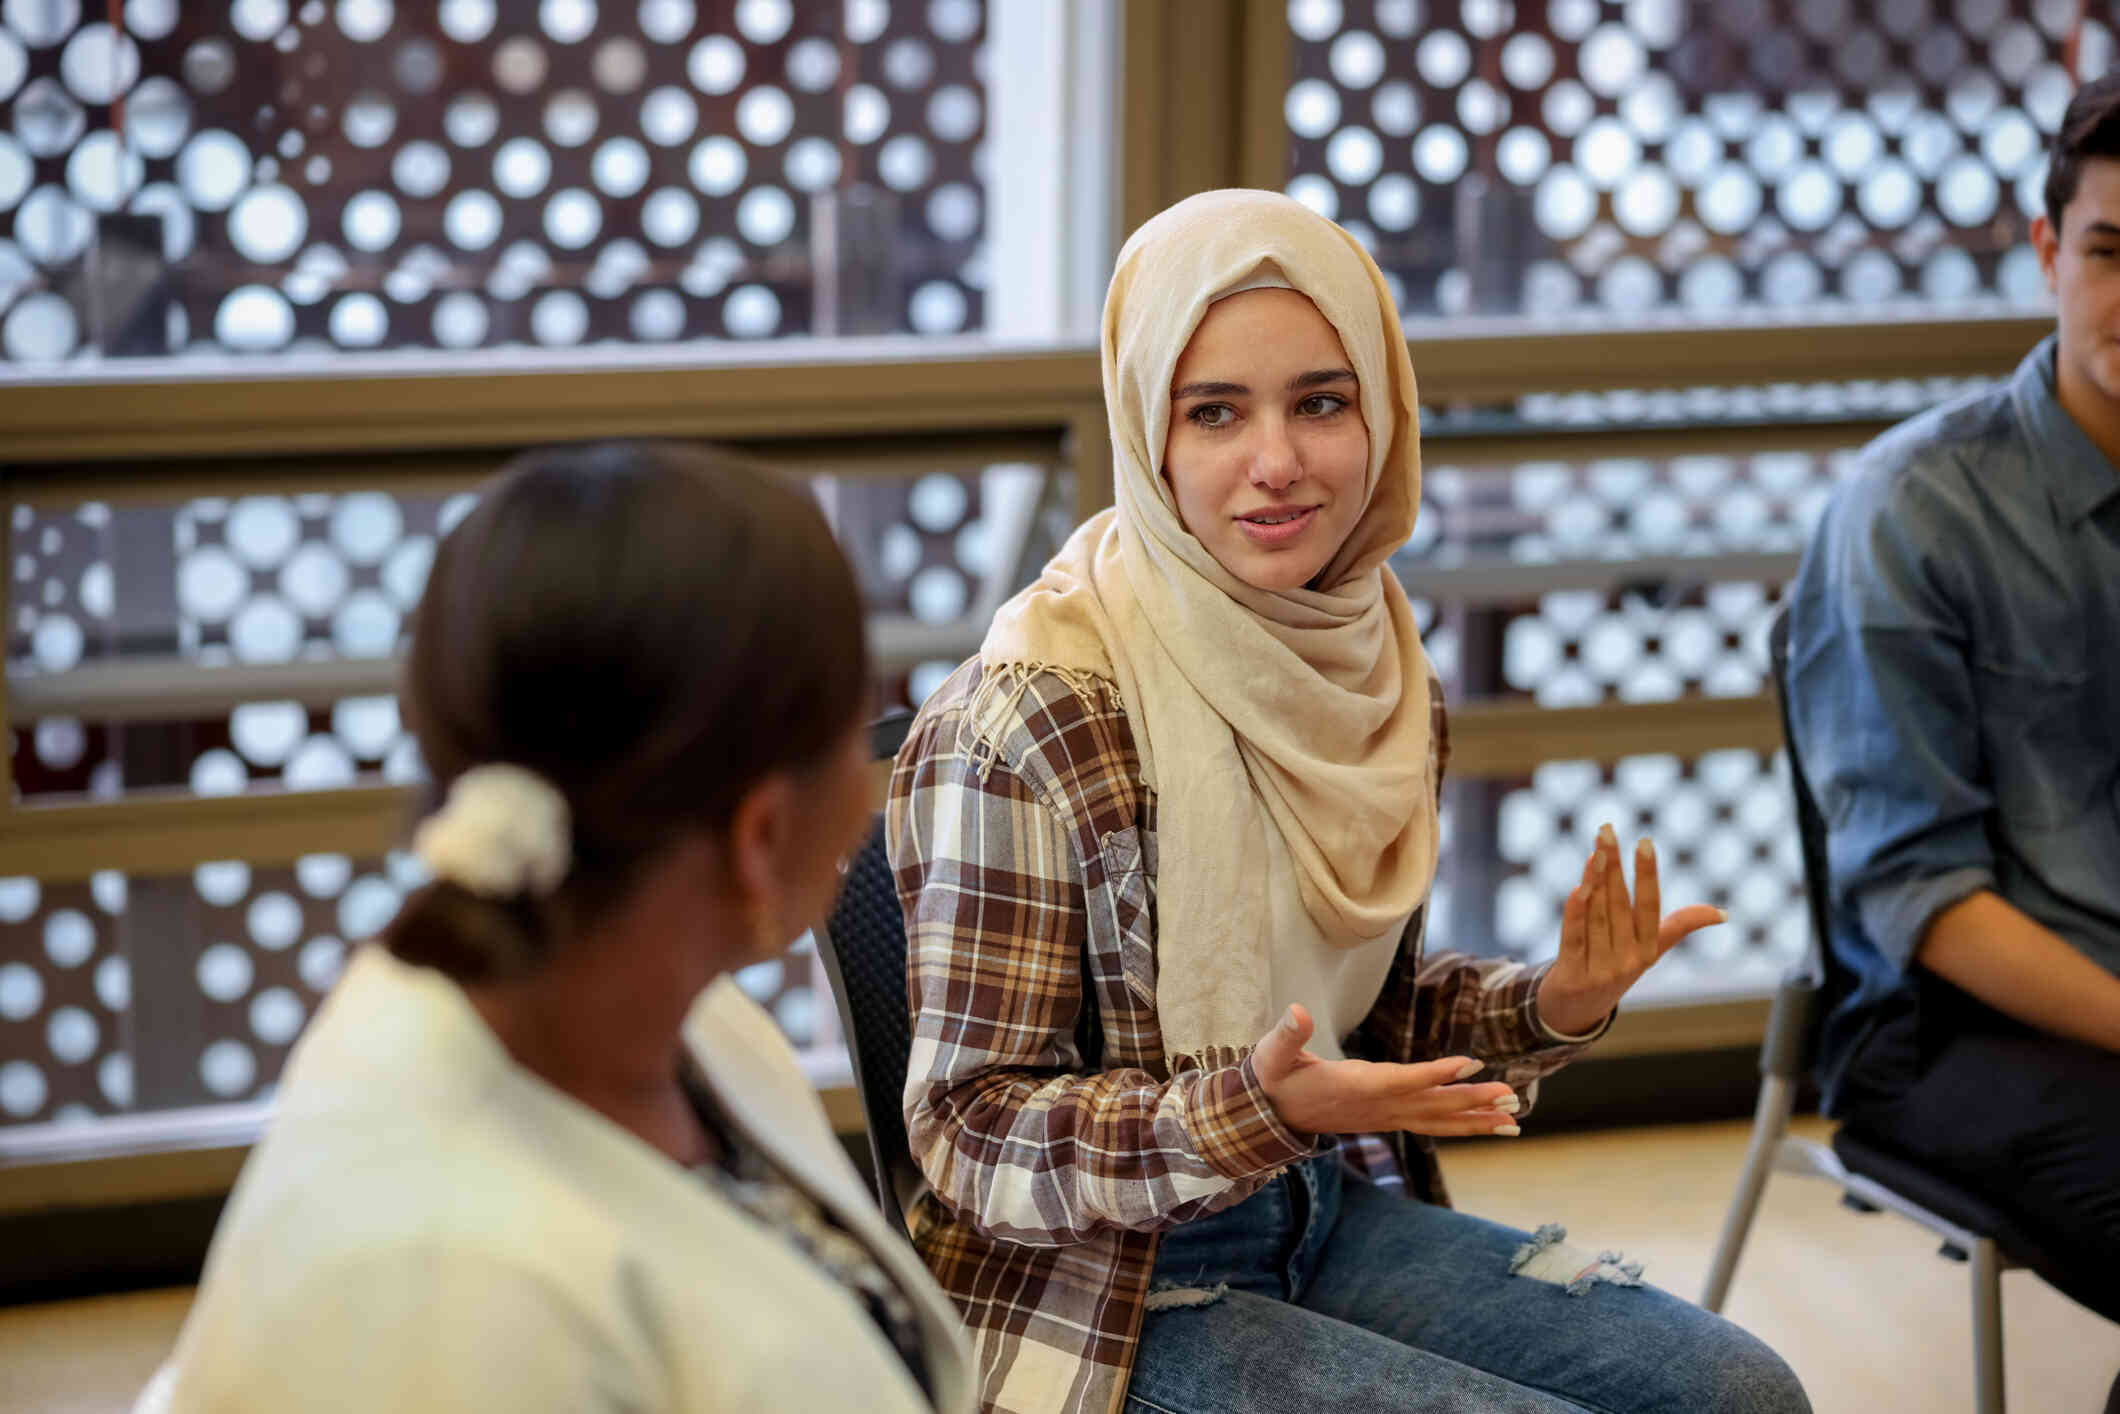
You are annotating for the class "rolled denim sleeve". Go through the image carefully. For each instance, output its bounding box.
[1786,454,1998,972]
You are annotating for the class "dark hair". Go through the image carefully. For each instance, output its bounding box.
[385,441,869,983]
[2045,72,2120,233]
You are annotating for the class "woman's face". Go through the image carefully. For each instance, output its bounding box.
[1162,288,1371,593]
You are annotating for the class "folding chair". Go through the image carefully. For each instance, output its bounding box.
[1701,607,2035,1414]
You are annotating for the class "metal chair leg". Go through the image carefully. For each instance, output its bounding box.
[1701,1075,1797,1313]
[1971,1237,2005,1414]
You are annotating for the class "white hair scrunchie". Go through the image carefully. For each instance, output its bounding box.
[412,763,572,900]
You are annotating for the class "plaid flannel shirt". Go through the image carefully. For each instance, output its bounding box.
[886,662,1608,1414]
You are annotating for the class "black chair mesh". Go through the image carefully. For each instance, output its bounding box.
[816,712,1104,1228]
[817,816,917,1228]
[1768,613,1833,991]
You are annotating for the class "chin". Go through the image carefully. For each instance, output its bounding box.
[1233,556,1326,593]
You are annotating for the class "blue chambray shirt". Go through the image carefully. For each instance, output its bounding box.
[1786,335,2120,1108]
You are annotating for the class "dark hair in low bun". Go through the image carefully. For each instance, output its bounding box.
[386,887,551,985]
[384,441,869,983]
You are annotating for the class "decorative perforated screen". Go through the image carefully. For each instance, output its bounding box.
[0,0,989,361]
[1282,0,2099,318]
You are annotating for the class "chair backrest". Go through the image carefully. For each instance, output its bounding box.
[1766,608,1835,988]
[1762,606,1837,1077]
[814,710,1107,1232]
[813,714,920,1234]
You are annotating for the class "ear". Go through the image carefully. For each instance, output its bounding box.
[2032,214,2060,293]
[724,771,799,917]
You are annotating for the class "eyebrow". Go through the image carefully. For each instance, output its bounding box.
[2081,220,2120,239]
[1171,368,1357,400]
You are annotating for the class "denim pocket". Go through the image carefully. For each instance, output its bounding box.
[1151,1170,1294,1286]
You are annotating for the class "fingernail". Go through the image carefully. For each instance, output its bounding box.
[1281,1005,1298,1030]
[1493,1124,1522,1137]
[1711,908,1729,923]
[1598,823,1617,849]
[1636,837,1652,858]
[1454,1059,1484,1080]
[1496,1095,1521,1114]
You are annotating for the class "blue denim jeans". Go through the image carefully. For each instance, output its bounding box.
[1126,1152,1809,1414]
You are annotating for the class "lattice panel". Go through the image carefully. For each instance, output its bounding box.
[8,498,115,683]
[10,462,1047,798]
[1497,579,1786,706]
[1392,442,1829,704]
[0,853,407,1125]
[832,466,1009,710]
[10,700,419,803]
[0,873,128,1125]
[1284,0,2103,316]
[171,490,459,664]
[1488,748,1806,997]
[9,489,448,801]
[1405,448,1840,566]
[174,853,392,1106]
[0,849,835,1128]
[0,0,988,362]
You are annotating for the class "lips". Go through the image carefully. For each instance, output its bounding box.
[1234,504,1320,544]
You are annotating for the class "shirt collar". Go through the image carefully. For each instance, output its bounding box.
[2011,334,2120,522]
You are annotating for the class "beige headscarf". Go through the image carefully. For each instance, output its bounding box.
[969,189,1437,1070]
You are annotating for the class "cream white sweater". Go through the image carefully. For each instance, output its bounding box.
[139,947,973,1413]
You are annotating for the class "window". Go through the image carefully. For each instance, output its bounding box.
[0,0,1110,363]
[1280,0,2094,320]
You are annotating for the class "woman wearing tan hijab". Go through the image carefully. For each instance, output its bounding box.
[887,191,1808,1414]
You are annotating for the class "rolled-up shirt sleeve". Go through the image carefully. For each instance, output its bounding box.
[1787,458,1998,972]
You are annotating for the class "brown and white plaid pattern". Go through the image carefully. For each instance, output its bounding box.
[886,663,1608,1414]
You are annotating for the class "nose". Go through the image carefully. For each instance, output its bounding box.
[1250,417,1302,491]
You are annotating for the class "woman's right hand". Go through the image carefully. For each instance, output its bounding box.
[1253,1004,1521,1139]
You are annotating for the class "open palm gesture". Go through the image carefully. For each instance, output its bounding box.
[1537,825,1726,1037]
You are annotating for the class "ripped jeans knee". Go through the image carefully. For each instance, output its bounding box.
[1144,1280,1230,1313]
[1507,1222,1646,1297]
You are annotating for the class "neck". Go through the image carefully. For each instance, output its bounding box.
[464,898,737,1164]
[2054,350,2120,474]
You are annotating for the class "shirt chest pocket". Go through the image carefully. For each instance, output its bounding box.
[1969,661,2101,830]
[1092,826,1159,1006]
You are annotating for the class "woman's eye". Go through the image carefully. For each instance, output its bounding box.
[1298,393,1348,417]
[1187,403,1236,428]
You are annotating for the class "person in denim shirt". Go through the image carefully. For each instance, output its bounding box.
[1786,76,2120,1338]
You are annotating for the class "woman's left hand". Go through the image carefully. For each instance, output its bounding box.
[1536,824,1727,1038]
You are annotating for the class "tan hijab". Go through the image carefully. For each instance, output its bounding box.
[969,189,1437,1070]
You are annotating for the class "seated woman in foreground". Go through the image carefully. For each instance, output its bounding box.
[887,190,1810,1414]
[143,443,975,1413]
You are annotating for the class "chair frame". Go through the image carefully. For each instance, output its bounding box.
[1700,608,2018,1414]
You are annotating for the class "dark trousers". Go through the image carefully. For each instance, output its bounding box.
[1838,978,2120,1325]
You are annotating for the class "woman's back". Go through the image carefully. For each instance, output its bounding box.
[144,443,977,1413]
[155,947,969,1413]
